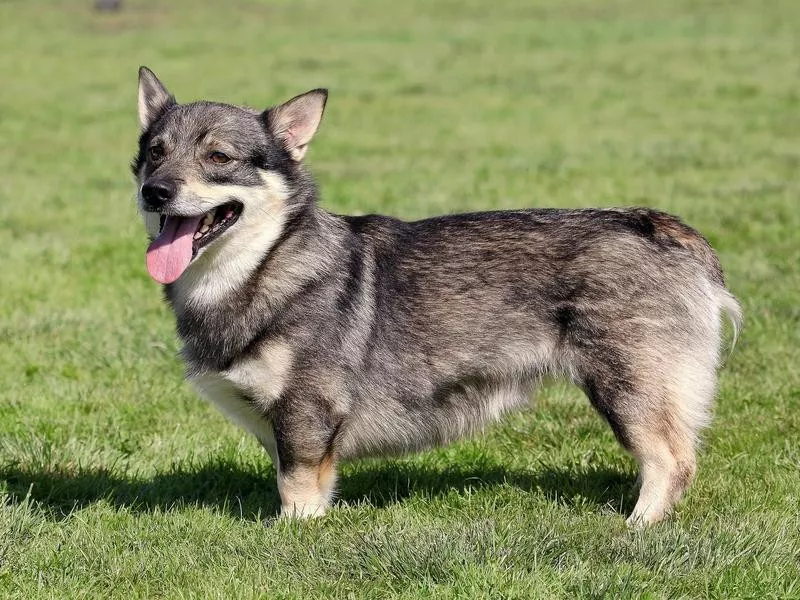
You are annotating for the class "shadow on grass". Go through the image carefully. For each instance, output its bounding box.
[0,458,636,522]
[0,459,281,521]
[341,460,636,515]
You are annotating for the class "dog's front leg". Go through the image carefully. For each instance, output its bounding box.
[276,456,337,519]
[273,407,338,519]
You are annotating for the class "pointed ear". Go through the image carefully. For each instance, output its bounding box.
[137,66,175,131]
[264,89,328,161]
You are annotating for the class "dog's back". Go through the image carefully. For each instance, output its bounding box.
[332,208,740,526]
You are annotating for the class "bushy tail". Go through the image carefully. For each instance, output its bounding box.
[662,214,742,356]
[716,287,743,358]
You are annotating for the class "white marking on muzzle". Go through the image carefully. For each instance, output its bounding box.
[168,170,290,309]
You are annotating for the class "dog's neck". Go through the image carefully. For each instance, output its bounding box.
[166,195,347,373]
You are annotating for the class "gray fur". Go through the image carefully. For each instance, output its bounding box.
[133,67,742,523]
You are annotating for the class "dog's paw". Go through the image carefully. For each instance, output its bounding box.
[280,502,328,520]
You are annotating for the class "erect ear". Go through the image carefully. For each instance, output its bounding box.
[137,66,176,131]
[264,89,328,161]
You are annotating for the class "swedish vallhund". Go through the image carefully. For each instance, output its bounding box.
[133,67,741,524]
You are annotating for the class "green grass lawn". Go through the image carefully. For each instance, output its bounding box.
[1,0,799,597]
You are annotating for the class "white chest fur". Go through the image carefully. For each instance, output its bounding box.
[186,341,293,464]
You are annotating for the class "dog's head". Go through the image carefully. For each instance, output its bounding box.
[132,66,326,285]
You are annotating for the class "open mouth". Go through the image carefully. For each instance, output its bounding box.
[158,201,243,255]
[146,201,243,285]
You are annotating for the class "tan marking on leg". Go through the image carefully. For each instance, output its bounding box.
[278,463,330,519]
[317,453,338,503]
[626,415,697,527]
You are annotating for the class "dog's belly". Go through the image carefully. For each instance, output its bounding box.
[336,380,532,459]
[188,371,277,462]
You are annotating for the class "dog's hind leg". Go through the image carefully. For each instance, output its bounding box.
[622,416,697,526]
[631,354,718,525]
[581,351,716,525]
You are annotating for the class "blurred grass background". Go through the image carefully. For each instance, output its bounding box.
[1,1,798,597]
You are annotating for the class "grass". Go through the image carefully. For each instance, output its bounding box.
[1,0,799,597]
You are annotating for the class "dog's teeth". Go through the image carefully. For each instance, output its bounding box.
[203,212,214,226]
[193,232,202,240]
[200,225,210,234]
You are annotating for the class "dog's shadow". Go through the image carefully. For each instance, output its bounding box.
[0,458,636,522]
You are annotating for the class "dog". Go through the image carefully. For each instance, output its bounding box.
[132,66,741,524]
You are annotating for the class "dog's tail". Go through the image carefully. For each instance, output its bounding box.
[688,235,742,358]
[683,229,742,357]
[684,230,742,356]
[648,211,742,356]
[715,286,742,357]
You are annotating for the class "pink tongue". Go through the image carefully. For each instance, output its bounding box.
[145,215,203,284]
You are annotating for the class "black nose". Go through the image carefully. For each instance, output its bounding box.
[141,180,176,208]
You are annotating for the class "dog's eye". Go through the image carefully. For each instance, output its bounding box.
[148,144,165,162]
[209,151,232,165]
